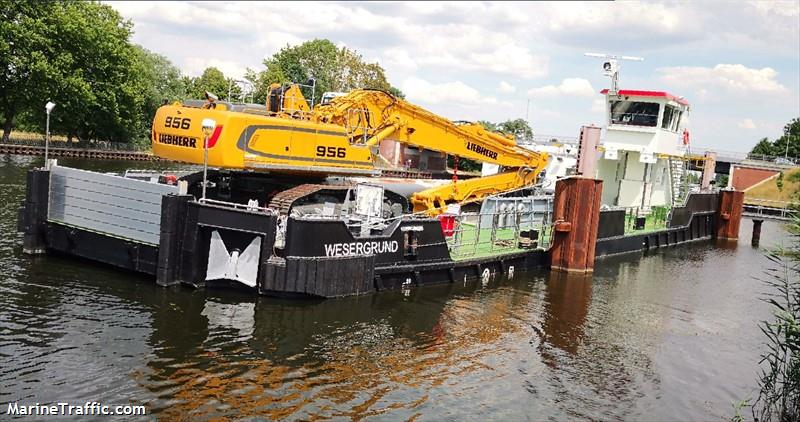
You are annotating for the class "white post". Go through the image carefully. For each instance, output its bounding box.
[45,112,50,167]
[201,118,216,201]
[202,133,209,200]
[44,101,55,170]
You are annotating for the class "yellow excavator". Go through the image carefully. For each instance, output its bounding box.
[152,85,549,214]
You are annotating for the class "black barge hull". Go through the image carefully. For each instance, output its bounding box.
[18,167,733,298]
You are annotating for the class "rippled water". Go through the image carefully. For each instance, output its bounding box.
[0,156,787,420]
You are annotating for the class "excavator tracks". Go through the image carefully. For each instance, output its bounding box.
[268,183,353,214]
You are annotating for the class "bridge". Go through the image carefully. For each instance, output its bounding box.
[743,199,795,221]
[690,147,798,175]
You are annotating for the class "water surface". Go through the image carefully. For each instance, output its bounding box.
[0,156,785,420]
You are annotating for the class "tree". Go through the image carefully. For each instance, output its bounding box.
[388,86,405,99]
[0,1,62,141]
[477,120,498,132]
[752,137,776,157]
[498,118,533,140]
[188,67,230,101]
[0,1,167,143]
[257,39,392,103]
[750,118,800,159]
[772,118,800,159]
[124,46,187,146]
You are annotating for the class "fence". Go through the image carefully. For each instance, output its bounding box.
[2,134,147,151]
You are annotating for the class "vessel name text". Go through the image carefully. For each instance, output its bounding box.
[323,240,399,257]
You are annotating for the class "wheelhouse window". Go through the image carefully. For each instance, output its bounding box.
[609,101,660,127]
[661,104,683,132]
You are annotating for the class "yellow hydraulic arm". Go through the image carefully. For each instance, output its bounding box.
[312,90,549,213]
[151,86,548,214]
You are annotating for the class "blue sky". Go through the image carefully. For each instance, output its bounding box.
[108,1,799,153]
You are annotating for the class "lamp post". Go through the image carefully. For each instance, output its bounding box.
[44,101,56,169]
[201,118,216,200]
[785,135,790,161]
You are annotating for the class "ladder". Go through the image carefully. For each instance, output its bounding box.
[668,157,687,206]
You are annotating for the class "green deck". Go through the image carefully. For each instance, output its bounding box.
[447,223,549,260]
[623,206,669,235]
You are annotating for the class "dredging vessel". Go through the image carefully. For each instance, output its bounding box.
[16,73,745,298]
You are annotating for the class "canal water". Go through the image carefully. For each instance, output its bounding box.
[0,156,788,420]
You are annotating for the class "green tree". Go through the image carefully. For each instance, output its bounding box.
[752,137,777,157]
[750,119,800,159]
[123,46,186,146]
[0,1,62,141]
[772,118,800,159]
[498,118,533,140]
[477,120,498,132]
[0,1,168,143]
[388,86,405,99]
[258,39,391,104]
[188,67,231,101]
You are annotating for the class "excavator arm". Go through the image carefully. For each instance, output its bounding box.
[312,90,549,213]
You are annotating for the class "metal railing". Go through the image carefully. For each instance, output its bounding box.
[198,198,275,214]
[618,206,670,233]
[744,198,796,220]
[444,208,553,259]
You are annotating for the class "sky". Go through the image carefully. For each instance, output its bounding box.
[107,1,799,153]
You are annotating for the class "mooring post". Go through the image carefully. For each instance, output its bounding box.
[20,169,50,254]
[751,219,763,247]
[548,177,603,273]
[716,190,744,240]
[156,194,193,286]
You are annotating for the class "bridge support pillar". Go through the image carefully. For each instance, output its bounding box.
[549,177,603,273]
[716,190,744,240]
[751,219,763,247]
[701,151,716,190]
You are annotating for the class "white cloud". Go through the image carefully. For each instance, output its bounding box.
[106,1,799,153]
[498,81,516,94]
[184,58,248,79]
[738,118,757,129]
[657,64,788,96]
[527,78,596,98]
[402,77,497,106]
[590,99,606,113]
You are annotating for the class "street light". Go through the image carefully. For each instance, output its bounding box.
[44,101,56,169]
[201,118,216,200]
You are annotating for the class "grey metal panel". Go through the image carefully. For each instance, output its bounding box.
[479,196,553,229]
[48,165,178,245]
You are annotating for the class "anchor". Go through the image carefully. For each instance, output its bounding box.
[206,230,261,288]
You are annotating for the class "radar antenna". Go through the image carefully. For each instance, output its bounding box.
[584,53,644,95]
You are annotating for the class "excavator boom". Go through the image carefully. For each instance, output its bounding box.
[312,90,549,212]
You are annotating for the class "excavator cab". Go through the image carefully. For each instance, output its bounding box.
[266,83,312,115]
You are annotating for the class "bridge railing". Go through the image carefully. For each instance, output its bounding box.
[695,147,798,165]
[743,198,796,220]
